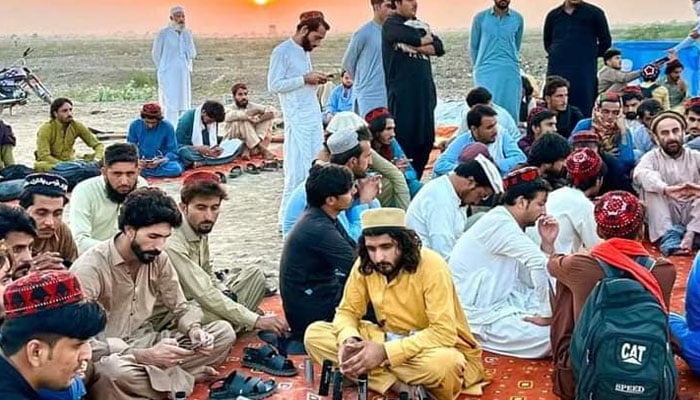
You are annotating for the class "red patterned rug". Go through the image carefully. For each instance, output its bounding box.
[189,244,700,400]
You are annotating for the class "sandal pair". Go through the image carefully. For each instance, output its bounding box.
[242,344,297,377]
[208,370,276,400]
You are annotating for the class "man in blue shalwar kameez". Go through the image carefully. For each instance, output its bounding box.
[127,102,183,178]
[470,0,524,122]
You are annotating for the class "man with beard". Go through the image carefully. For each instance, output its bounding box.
[621,86,644,132]
[72,187,237,399]
[342,0,395,117]
[684,97,700,150]
[69,143,147,255]
[434,105,526,177]
[634,111,700,256]
[597,48,643,94]
[544,0,611,116]
[383,0,445,179]
[324,70,354,125]
[280,164,358,353]
[0,204,65,281]
[34,98,104,173]
[304,208,489,398]
[165,172,286,335]
[543,76,584,138]
[127,102,184,178]
[152,6,197,125]
[630,98,662,156]
[268,11,330,229]
[449,167,559,358]
[518,107,558,155]
[406,155,503,260]
[19,173,78,268]
[282,127,381,240]
[470,0,524,121]
[223,83,276,160]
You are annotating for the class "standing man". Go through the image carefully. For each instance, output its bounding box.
[383,0,445,179]
[471,0,524,122]
[152,6,197,125]
[544,0,612,117]
[342,0,395,117]
[268,11,330,227]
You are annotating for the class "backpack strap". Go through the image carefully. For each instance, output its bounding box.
[593,255,667,313]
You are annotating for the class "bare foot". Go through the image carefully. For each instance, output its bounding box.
[261,149,276,160]
[191,366,219,383]
[679,231,696,255]
[240,149,251,161]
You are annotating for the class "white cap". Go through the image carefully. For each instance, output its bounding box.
[327,129,359,155]
[474,154,504,195]
[170,5,185,15]
[326,111,367,135]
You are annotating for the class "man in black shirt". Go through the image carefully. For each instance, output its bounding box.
[544,76,584,138]
[280,164,357,351]
[382,0,445,179]
[0,270,106,400]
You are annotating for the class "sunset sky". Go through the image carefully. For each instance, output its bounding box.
[4,0,696,36]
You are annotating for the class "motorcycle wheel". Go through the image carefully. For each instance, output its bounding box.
[27,75,53,104]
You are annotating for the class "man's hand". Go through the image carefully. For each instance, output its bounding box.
[208,146,223,158]
[393,158,410,172]
[356,175,382,204]
[134,338,193,368]
[339,341,387,379]
[189,327,214,355]
[338,337,362,365]
[30,252,66,273]
[523,316,552,327]
[691,28,699,40]
[665,184,691,201]
[254,315,289,336]
[303,72,329,85]
[537,215,559,253]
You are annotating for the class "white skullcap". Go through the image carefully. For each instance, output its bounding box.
[327,129,360,155]
[326,111,367,135]
[474,154,504,195]
[170,6,185,15]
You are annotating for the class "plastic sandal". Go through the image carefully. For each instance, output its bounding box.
[245,163,260,174]
[208,370,276,400]
[260,160,280,171]
[228,166,243,179]
[215,171,227,184]
[242,344,297,377]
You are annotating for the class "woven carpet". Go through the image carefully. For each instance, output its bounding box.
[189,244,700,400]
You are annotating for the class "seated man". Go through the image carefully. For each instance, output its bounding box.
[0,270,106,399]
[449,167,558,358]
[324,70,354,124]
[176,100,238,168]
[69,143,147,254]
[670,252,700,377]
[72,187,236,398]
[282,127,380,240]
[434,104,526,177]
[305,208,489,398]
[366,107,422,198]
[19,173,78,267]
[527,133,571,190]
[280,164,357,351]
[548,191,676,399]
[406,155,503,260]
[544,76,584,138]
[0,204,65,280]
[518,107,558,155]
[641,64,671,110]
[223,83,276,160]
[630,98,663,157]
[127,102,183,178]
[465,86,521,142]
[166,172,286,334]
[634,111,700,256]
[35,97,104,172]
[597,48,643,94]
[572,92,636,193]
[621,86,644,132]
[684,96,700,150]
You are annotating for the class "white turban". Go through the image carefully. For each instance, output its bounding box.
[170,6,184,15]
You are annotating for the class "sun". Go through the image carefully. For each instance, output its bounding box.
[253,0,269,5]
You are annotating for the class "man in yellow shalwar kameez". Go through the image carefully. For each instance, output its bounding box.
[304,208,489,399]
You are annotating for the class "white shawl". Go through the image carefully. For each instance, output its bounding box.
[191,104,218,147]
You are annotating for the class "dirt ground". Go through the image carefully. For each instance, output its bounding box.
[0,31,549,278]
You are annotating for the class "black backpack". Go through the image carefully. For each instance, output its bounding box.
[642,83,660,99]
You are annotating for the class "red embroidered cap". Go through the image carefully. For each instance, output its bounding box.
[299,10,324,22]
[183,171,222,187]
[527,106,549,125]
[3,270,85,319]
[621,86,643,96]
[141,102,163,119]
[365,107,392,124]
[503,166,540,191]
[594,191,644,238]
[572,131,601,145]
[566,148,603,187]
[684,97,700,111]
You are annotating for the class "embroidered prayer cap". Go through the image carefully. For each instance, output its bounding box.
[566,148,603,187]
[594,191,644,238]
[474,154,504,195]
[299,10,325,23]
[170,5,185,15]
[23,173,68,197]
[327,129,360,155]
[326,111,367,135]
[458,142,492,163]
[502,166,541,191]
[684,97,700,111]
[365,107,392,124]
[361,208,406,231]
[527,106,550,125]
[641,63,660,81]
[596,91,621,107]
[3,270,85,319]
[571,130,601,145]
[182,171,221,187]
[141,102,163,120]
[651,110,687,134]
[621,85,643,96]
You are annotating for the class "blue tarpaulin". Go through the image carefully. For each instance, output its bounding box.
[614,40,700,96]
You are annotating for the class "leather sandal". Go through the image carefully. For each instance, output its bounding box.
[208,370,276,400]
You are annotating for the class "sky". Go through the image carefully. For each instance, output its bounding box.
[3,0,697,36]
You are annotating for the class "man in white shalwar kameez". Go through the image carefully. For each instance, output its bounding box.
[268,11,330,226]
[152,6,197,125]
[449,167,558,359]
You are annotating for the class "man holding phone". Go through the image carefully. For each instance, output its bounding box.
[128,102,184,178]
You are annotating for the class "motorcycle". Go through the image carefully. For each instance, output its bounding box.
[0,48,53,113]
